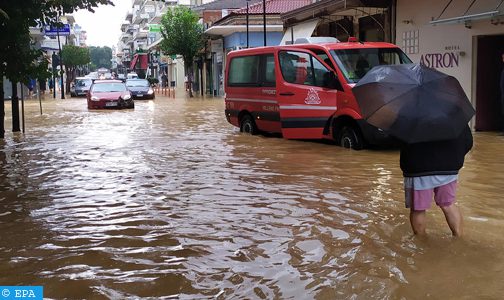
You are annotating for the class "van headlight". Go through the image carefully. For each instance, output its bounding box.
[147,88,154,94]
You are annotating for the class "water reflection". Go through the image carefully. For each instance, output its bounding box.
[0,97,503,299]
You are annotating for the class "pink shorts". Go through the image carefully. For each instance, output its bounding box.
[405,181,457,211]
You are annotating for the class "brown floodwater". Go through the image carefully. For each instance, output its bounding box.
[0,95,503,299]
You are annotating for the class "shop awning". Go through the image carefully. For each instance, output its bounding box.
[130,54,148,70]
[205,25,284,36]
[139,54,148,69]
[281,0,389,26]
[280,19,319,45]
[130,54,139,70]
[147,38,163,50]
[429,0,503,25]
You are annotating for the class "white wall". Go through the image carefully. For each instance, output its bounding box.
[396,0,503,106]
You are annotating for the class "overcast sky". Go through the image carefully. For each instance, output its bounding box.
[73,0,132,48]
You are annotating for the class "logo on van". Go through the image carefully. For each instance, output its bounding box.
[305,88,321,104]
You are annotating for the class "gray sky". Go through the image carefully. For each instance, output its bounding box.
[73,0,131,48]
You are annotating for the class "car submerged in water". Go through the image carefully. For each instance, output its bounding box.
[126,79,155,99]
[87,80,134,109]
[70,77,93,97]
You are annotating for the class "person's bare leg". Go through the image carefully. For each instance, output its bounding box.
[410,209,427,235]
[440,204,463,237]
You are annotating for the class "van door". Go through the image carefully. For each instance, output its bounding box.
[276,49,339,139]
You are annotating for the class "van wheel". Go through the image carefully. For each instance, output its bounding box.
[339,126,364,150]
[240,115,258,135]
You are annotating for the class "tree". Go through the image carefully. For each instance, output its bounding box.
[89,46,112,70]
[62,45,90,91]
[0,0,112,138]
[160,6,204,97]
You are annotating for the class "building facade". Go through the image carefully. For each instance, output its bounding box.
[396,0,504,131]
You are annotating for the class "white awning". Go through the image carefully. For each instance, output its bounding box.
[205,25,284,36]
[147,38,163,50]
[280,19,319,45]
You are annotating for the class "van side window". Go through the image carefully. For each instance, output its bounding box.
[263,54,276,87]
[228,54,276,87]
[279,51,331,88]
[228,55,260,86]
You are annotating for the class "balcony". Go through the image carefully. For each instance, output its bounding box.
[121,22,130,31]
[125,11,133,23]
[133,11,151,24]
[133,30,149,40]
[121,32,132,42]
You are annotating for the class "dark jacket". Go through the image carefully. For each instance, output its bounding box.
[400,125,473,177]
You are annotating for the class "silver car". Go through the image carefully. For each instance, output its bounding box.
[71,77,93,97]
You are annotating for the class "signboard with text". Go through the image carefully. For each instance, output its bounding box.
[44,24,71,36]
[149,24,161,32]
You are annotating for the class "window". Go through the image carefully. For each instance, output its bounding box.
[92,83,127,92]
[228,54,276,87]
[228,55,260,86]
[402,30,419,54]
[263,55,276,86]
[76,79,92,87]
[330,48,412,83]
[279,51,331,87]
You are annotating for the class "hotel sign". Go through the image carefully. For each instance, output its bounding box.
[419,45,461,69]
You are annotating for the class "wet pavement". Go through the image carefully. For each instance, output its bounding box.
[1,93,503,299]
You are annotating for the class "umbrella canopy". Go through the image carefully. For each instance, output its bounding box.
[352,63,475,143]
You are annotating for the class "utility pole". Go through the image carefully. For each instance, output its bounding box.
[246,0,250,48]
[11,82,20,132]
[263,0,266,46]
[56,13,65,99]
[57,27,65,99]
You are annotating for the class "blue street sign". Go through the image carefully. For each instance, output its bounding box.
[44,24,71,36]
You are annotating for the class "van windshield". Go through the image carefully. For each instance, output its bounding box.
[330,48,412,83]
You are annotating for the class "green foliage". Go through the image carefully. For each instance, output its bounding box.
[0,0,113,81]
[62,45,90,67]
[137,69,146,79]
[89,46,112,69]
[0,0,113,137]
[147,77,159,86]
[160,6,204,67]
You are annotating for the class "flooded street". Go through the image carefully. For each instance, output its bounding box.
[1,95,503,299]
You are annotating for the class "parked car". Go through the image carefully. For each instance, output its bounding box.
[70,77,93,97]
[86,72,99,79]
[127,72,139,79]
[125,79,155,99]
[224,36,412,150]
[87,80,134,109]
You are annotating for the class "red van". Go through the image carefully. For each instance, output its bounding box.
[224,38,412,149]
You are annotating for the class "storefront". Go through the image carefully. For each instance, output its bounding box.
[396,0,504,131]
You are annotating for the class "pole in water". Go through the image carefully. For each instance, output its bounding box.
[20,82,25,133]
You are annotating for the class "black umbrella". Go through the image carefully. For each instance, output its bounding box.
[352,63,475,143]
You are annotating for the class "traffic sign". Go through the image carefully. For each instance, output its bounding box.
[44,24,71,36]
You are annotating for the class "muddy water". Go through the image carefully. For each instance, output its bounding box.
[0,96,503,299]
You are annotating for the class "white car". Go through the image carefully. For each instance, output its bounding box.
[127,72,139,79]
